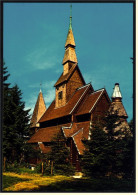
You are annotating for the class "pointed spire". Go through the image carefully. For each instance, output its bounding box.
[62,5,77,65]
[30,89,46,128]
[112,83,122,101]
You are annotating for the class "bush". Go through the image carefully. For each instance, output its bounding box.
[35,162,52,176]
[3,161,33,174]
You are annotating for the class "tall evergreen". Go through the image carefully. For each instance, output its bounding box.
[82,110,132,178]
[81,122,109,177]
[121,119,134,178]
[3,64,31,164]
[46,131,75,175]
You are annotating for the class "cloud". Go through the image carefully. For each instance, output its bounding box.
[25,47,58,71]
[24,93,38,116]
[44,88,55,105]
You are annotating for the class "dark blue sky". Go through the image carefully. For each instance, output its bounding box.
[3,3,133,121]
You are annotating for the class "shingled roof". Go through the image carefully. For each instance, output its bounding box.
[30,90,46,128]
[76,89,105,115]
[54,63,85,87]
[62,121,90,155]
[39,84,91,123]
[28,124,70,143]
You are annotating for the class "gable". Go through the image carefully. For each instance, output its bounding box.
[54,64,85,87]
[66,68,86,102]
[39,84,91,123]
[75,89,110,116]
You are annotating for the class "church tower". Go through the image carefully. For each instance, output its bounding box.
[54,5,85,108]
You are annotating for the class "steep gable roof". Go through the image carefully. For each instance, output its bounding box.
[72,128,83,155]
[54,63,85,87]
[76,89,110,115]
[62,121,90,155]
[39,84,91,123]
[30,90,46,128]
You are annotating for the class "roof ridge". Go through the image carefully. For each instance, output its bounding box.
[69,84,91,114]
[71,127,83,138]
[72,128,83,155]
[76,83,91,91]
[89,89,105,113]
[92,88,105,94]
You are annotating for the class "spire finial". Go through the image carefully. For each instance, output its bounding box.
[69,4,72,30]
[40,82,42,92]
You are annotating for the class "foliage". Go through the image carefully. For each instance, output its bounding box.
[82,110,134,179]
[81,123,109,177]
[3,162,35,174]
[121,119,134,178]
[44,132,75,176]
[35,162,52,176]
[3,63,34,165]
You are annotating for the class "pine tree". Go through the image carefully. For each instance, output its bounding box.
[121,119,134,179]
[46,131,75,176]
[82,110,130,178]
[3,64,12,162]
[3,64,31,164]
[81,122,109,178]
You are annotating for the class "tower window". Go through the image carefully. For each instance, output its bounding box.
[58,91,63,100]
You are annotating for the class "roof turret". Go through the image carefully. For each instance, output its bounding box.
[110,83,128,118]
[30,89,46,128]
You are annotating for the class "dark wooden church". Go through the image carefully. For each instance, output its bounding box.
[28,12,130,172]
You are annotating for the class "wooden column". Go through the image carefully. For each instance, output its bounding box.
[70,139,73,165]
[76,154,79,171]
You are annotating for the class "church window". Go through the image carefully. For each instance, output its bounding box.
[58,91,63,100]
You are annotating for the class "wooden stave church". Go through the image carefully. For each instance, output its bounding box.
[28,13,130,172]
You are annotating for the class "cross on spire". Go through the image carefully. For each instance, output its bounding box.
[69,4,72,30]
[40,82,42,92]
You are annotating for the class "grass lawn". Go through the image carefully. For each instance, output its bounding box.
[2,175,29,190]
[2,171,135,192]
[35,177,135,192]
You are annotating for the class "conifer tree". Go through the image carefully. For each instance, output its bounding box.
[82,110,131,178]
[81,122,109,177]
[3,64,31,164]
[46,131,75,176]
[121,119,134,178]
